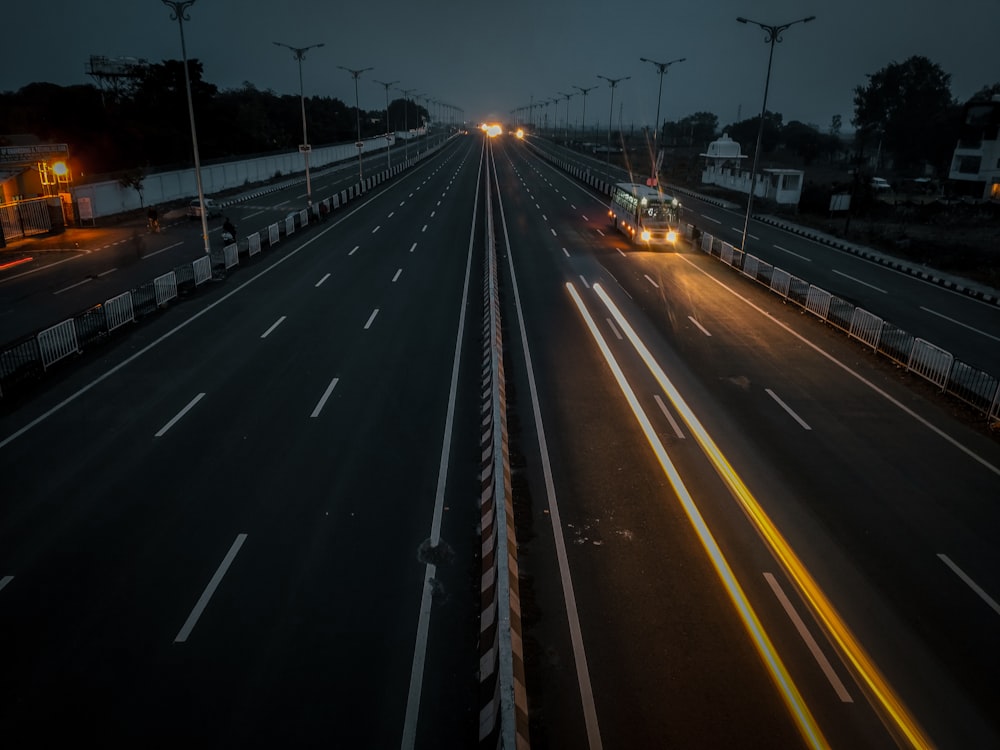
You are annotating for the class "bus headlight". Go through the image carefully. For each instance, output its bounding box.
[641,230,651,241]
[666,230,677,243]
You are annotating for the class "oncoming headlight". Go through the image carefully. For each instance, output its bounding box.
[666,230,677,243]
[641,230,651,241]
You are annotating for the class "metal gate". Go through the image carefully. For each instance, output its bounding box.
[0,198,52,241]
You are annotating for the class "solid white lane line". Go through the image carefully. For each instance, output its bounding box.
[316,273,330,287]
[155,393,205,437]
[0,575,13,593]
[764,573,853,702]
[832,269,887,293]
[260,316,286,339]
[174,533,247,643]
[143,241,185,259]
[765,388,812,430]
[774,244,812,262]
[605,317,623,340]
[644,274,659,289]
[687,316,712,337]
[421,224,428,233]
[349,245,359,256]
[938,554,1000,616]
[701,213,722,224]
[97,268,117,277]
[392,268,402,282]
[310,377,340,418]
[409,242,418,253]
[372,225,381,234]
[364,309,379,329]
[53,278,92,295]
[653,395,685,439]
[562,248,570,257]
[919,306,1000,343]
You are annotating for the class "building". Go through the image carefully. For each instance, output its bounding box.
[948,95,1000,201]
[0,135,73,246]
[700,133,803,206]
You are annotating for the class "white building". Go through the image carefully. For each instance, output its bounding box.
[700,133,803,206]
[948,95,1000,201]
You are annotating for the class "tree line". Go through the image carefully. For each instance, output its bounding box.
[658,56,999,176]
[0,59,429,179]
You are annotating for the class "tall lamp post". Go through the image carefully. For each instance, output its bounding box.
[573,85,597,143]
[558,91,575,141]
[274,41,324,208]
[339,65,373,185]
[736,15,815,252]
[374,79,398,170]
[639,56,685,182]
[597,75,630,172]
[160,0,209,254]
[397,87,417,163]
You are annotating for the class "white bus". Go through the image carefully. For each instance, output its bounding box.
[608,182,682,247]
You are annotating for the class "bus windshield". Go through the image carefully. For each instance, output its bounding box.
[640,201,677,224]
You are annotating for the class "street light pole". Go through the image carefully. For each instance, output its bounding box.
[374,79,398,170]
[161,0,210,254]
[274,41,324,208]
[558,91,575,141]
[339,65,373,186]
[397,87,417,163]
[639,56,685,182]
[736,15,815,252]
[597,75,630,173]
[573,85,597,143]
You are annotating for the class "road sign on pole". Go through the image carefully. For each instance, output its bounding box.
[355,142,364,150]
[299,144,312,152]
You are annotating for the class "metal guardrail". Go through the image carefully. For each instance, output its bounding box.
[523,137,1000,426]
[1,137,460,401]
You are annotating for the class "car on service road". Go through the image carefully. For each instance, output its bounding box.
[187,198,222,219]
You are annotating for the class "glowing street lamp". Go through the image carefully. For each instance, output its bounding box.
[274,41,324,208]
[736,15,815,252]
[160,0,210,254]
[339,65,373,185]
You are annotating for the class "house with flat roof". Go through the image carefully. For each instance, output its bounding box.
[948,95,1000,201]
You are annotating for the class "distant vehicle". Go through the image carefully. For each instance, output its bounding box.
[608,182,682,247]
[871,177,892,191]
[187,197,221,219]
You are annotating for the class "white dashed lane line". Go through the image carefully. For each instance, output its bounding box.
[687,316,711,337]
[364,309,379,329]
[774,244,812,262]
[155,393,206,438]
[392,268,402,283]
[260,316,286,339]
[349,245,359,256]
[315,273,330,287]
[765,388,812,430]
[832,269,887,293]
[644,274,659,289]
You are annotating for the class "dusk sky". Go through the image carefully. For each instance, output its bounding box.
[3,0,997,135]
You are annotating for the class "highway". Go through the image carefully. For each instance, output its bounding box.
[0,134,484,746]
[2,130,999,749]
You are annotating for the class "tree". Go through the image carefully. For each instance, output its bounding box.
[970,82,1000,102]
[781,121,837,164]
[118,169,146,207]
[829,114,842,137]
[725,110,783,158]
[852,56,956,172]
[661,111,717,147]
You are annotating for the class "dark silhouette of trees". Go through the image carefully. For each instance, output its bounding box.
[0,61,429,177]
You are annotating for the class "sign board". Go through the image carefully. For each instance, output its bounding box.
[355,142,364,150]
[77,196,94,222]
[0,143,69,165]
[646,177,657,187]
[299,144,312,152]
[829,194,851,212]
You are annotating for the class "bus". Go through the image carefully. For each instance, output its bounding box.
[608,182,682,247]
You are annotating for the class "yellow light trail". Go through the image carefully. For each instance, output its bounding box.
[566,282,830,750]
[592,282,936,750]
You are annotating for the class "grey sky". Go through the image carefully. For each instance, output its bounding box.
[3,0,997,134]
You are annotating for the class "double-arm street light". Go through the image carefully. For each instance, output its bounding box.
[274,41,324,208]
[639,56,685,182]
[339,65,373,185]
[397,87,417,163]
[558,91,575,141]
[597,75,630,171]
[374,79,398,170]
[573,85,597,142]
[160,0,209,254]
[736,15,815,252]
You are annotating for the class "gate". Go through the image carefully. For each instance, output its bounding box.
[0,198,53,242]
